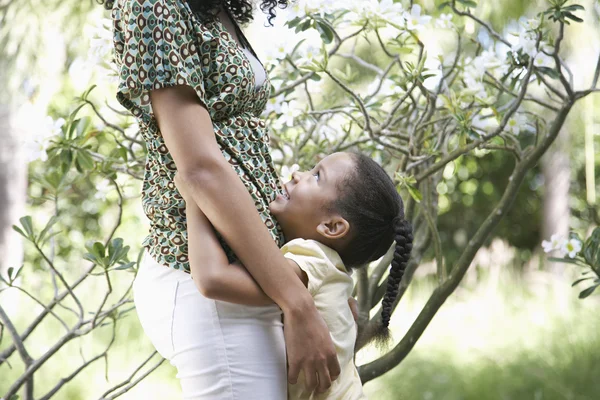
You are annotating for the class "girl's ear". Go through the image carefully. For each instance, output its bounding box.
[316,216,350,240]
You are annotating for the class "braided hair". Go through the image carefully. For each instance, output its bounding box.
[99,0,289,26]
[331,152,413,346]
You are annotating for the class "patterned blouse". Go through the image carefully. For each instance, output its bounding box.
[111,0,286,272]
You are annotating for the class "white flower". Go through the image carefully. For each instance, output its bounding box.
[560,238,582,259]
[354,0,404,26]
[521,17,541,32]
[95,179,112,200]
[542,233,563,253]
[22,117,65,163]
[533,52,554,68]
[404,5,432,31]
[264,94,286,116]
[513,30,538,57]
[471,109,499,132]
[280,164,300,183]
[87,18,113,65]
[278,100,303,127]
[505,113,528,135]
[296,43,321,66]
[436,13,454,29]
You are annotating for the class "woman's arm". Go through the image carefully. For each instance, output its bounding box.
[177,173,287,306]
[186,203,274,306]
[150,85,340,393]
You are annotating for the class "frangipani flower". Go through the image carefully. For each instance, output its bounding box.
[404,4,432,31]
[436,13,454,29]
[534,52,554,68]
[22,116,65,163]
[95,179,113,200]
[561,238,582,259]
[542,233,563,253]
[505,113,528,135]
[278,101,303,127]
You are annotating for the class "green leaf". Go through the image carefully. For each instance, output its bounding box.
[113,262,136,270]
[286,16,303,29]
[583,227,600,269]
[438,1,451,10]
[407,184,423,203]
[83,253,99,264]
[76,116,91,137]
[296,19,312,33]
[119,147,128,162]
[93,242,105,259]
[579,284,599,299]
[8,267,14,280]
[457,0,477,8]
[315,20,334,44]
[536,66,560,79]
[19,216,34,239]
[572,277,594,286]
[548,257,582,265]
[563,11,583,23]
[12,225,27,239]
[38,216,58,244]
[76,151,95,171]
[81,84,97,100]
[563,4,585,12]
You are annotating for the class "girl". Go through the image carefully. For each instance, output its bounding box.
[176,151,414,399]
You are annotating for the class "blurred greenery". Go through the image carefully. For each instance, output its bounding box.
[363,257,600,400]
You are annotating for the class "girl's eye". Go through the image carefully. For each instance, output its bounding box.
[313,171,320,182]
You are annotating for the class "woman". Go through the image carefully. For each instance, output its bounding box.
[109,0,341,398]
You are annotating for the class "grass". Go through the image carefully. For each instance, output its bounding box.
[362,252,600,400]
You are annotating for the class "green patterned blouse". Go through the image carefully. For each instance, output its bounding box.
[111,0,286,272]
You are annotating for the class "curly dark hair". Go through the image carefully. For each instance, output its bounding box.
[332,152,413,347]
[99,0,290,25]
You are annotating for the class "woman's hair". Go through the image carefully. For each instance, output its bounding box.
[99,0,290,25]
[332,152,413,346]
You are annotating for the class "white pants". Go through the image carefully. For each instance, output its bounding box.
[133,251,287,399]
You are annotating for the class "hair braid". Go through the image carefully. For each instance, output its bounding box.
[372,217,413,347]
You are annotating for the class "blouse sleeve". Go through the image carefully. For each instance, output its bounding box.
[282,239,333,296]
[112,0,213,123]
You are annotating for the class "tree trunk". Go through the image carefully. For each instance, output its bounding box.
[541,127,571,275]
[0,103,26,277]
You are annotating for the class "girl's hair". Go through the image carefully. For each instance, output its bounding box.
[332,152,413,346]
[99,0,290,25]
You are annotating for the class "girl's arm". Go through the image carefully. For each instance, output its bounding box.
[178,174,306,305]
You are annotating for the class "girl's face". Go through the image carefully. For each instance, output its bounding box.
[269,152,355,243]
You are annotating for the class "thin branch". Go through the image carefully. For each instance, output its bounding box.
[551,22,574,99]
[334,53,384,75]
[100,356,166,400]
[451,1,511,47]
[592,54,600,89]
[414,55,536,182]
[0,305,34,400]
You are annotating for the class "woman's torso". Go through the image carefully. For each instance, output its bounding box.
[112,0,285,271]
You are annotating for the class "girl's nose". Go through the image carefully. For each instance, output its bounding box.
[291,170,303,182]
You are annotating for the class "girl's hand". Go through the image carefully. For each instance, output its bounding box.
[348,297,359,324]
[174,172,192,201]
